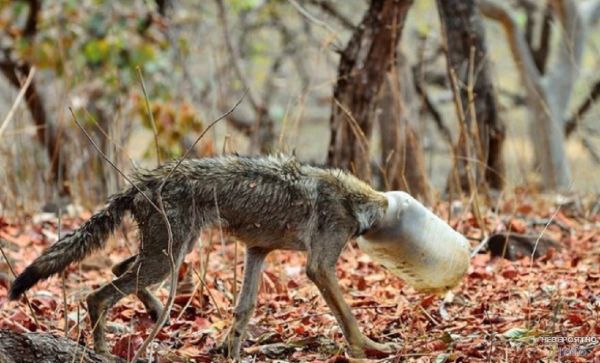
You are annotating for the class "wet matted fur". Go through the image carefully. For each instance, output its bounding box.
[10,154,396,359]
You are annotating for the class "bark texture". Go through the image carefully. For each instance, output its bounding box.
[0,330,124,363]
[328,0,413,181]
[378,53,430,202]
[437,0,506,192]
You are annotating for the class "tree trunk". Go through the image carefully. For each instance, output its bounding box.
[328,0,413,181]
[437,0,505,192]
[378,53,430,202]
[479,0,600,190]
[0,330,124,363]
[0,63,70,197]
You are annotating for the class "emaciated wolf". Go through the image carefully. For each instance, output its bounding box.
[9,154,467,359]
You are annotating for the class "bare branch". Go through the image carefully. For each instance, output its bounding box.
[412,68,453,146]
[581,135,600,164]
[525,4,553,73]
[545,0,586,112]
[565,78,600,136]
[287,0,341,40]
[306,0,356,31]
[155,0,170,16]
[480,0,543,92]
[160,91,247,182]
[215,0,260,112]
[69,108,162,215]
[270,16,310,90]
[136,67,161,165]
[215,0,275,152]
[23,0,41,38]
[0,67,35,138]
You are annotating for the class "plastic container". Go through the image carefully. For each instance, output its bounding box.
[358,191,470,293]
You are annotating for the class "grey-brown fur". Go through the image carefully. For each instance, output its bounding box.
[9,154,395,359]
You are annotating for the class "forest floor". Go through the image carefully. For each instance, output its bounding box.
[0,193,598,362]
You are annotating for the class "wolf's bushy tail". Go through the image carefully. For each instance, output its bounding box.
[9,188,136,300]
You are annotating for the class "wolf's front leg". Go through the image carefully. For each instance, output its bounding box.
[219,247,269,360]
[306,232,398,358]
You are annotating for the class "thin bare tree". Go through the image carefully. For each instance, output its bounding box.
[480,0,600,189]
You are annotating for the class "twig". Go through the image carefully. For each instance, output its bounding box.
[23,0,41,37]
[565,79,600,136]
[447,68,466,197]
[174,278,202,322]
[215,0,275,152]
[581,135,600,164]
[215,0,260,112]
[418,305,440,326]
[470,236,490,257]
[465,48,486,227]
[136,66,161,166]
[69,108,162,215]
[287,0,341,40]
[306,0,355,31]
[0,66,36,138]
[332,98,371,162]
[160,91,246,183]
[197,232,207,311]
[412,68,453,146]
[526,206,561,328]
[58,150,68,336]
[190,264,224,319]
[232,236,238,306]
[131,93,245,362]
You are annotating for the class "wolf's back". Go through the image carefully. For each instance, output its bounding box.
[9,188,136,300]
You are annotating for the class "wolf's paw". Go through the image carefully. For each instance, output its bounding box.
[210,341,241,361]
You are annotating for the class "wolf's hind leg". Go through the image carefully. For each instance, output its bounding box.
[112,255,165,322]
[87,253,172,354]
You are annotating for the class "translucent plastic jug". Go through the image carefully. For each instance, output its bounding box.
[358,191,470,293]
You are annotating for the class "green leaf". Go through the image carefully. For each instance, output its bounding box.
[503,327,529,339]
[502,327,540,343]
[229,0,263,12]
[83,39,110,64]
[434,353,449,363]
